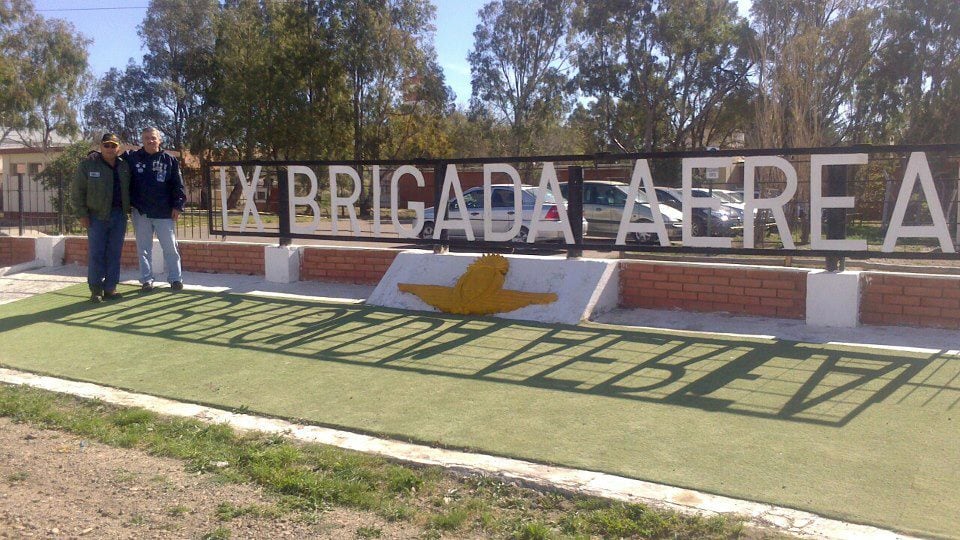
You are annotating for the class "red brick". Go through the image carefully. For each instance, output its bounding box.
[683,283,713,293]
[668,273,699,284]
[925,297,960,309]
[903,305,943,317]
[903,286,942,298]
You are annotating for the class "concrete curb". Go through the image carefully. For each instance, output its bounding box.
[0,368,917,540]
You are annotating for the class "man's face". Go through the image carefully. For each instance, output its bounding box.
[101,141,119,160]
[142,131,161,153]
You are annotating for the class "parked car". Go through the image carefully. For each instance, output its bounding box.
[420,185,586,242]
[558,180,683,244]
[654,187,743,237]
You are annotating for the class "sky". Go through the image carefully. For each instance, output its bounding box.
[35,0,749,107]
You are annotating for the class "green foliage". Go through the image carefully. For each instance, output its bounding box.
[0,0,89,146]
[34,140,91,230]
[468,0,573,156]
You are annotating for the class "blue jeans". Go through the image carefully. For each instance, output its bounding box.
[87,207,127,293]
[132,208,182,284]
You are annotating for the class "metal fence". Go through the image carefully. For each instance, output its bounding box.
[0,164,213,241]
[207,144,960,264]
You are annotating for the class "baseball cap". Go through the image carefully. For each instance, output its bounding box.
[101,133,120,146]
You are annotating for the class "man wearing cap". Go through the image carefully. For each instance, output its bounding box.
[72,133,131,303]
[126,127,186,291]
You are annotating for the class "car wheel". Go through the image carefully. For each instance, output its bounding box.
[692,218,706,237]
[632,220,657,244]
[633,231,658,245]
[419,221,435,240]
[511,226,530,243]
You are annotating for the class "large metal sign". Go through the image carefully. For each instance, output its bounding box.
[205,144,960,260]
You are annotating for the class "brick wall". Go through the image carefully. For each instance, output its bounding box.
[63,237,139,268]
[300,247,398,284]
[861,272,960,330]
[178,241,264,275]
[619,261,808,319]
[0,237,35,267]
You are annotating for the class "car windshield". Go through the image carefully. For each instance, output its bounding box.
[714,191,741,204]
[521,187,556,204]
[613,186,649,204]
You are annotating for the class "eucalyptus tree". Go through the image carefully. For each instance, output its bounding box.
[571,0,752,152]
[138,0,218,152]
[83,62,166,144]
[850,0,960,145]
[468,0,574,156]
[0,0,89,148]
[748,0,880,148]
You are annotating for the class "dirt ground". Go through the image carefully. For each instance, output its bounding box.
[0,417,422,539]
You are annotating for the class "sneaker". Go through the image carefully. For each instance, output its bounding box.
[90,293,103,303]
[141,282,154,293]
[103,290,123,301]
[170,281,184,291]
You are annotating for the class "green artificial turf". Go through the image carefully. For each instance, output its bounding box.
[1,284,957,538]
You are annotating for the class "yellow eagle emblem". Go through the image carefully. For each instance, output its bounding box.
[398,254,557,315]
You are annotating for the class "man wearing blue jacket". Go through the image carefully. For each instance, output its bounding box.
[129,127,186,291]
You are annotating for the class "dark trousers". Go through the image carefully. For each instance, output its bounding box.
[87,207,127,293]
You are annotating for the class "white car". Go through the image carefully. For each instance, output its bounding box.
[420,185,584,242]
[560,180,683,243]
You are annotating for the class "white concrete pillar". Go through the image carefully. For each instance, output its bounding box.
[35,236,65,267]
[806,270,861,327]
[265,245,300,283]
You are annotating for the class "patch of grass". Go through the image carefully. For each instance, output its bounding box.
[6,471,29,482]
[356,525,383,538]
[387,465,424,494]
[429,506,470,531]
[512,521,552,540]
[0,384,757,540]
[201,527,231,540]
[215,502,281,521]
[166,505,190,517]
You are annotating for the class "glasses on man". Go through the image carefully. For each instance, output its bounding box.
[101,143,118,149]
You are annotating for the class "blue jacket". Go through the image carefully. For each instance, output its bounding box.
[127,148,186,219]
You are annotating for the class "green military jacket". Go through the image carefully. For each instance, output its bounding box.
[72,154,131,220]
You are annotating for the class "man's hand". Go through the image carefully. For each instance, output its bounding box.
[79,216,90,229]
[171,209,180,221]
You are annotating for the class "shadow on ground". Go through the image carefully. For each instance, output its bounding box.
[4,285,956,429]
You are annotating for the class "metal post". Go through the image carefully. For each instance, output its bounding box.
[824,164,848,271]
[276,165,291,246]
[567,166,584,259]
[433,161,448,254]
[17,172,24,236]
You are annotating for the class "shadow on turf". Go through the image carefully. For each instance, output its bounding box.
[6,287,957,428]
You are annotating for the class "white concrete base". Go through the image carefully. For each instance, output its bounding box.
[367,251,619,325]
[806,270,861,328]
[264,245,300,283]
[35,236,65,267]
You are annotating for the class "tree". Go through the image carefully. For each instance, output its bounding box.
[571,0,752,152]
[83,62,166,144]
[0,0,89,149]
[469,0,574,156]
[748,0,880,148]
[138,0,218,152]
[206,0,351,161]
[850,0,960,144]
